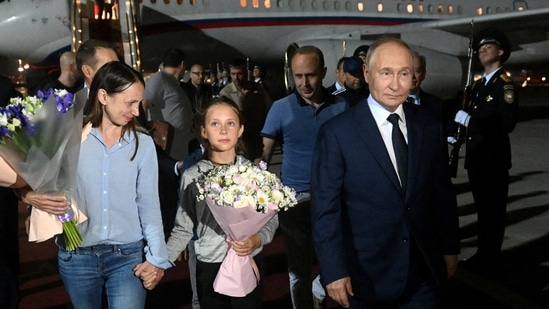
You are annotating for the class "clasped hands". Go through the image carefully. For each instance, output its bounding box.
[134,261,164,290]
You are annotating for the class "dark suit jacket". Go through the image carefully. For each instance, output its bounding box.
[311,99,459,303]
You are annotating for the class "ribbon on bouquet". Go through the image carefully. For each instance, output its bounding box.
[28,200,87,243]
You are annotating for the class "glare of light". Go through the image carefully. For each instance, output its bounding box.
[521,80,527,87]
[17,59,24,72]
[527,77,531,81]
[23,64,29,70]
[542,77,546,82]
[407,4,413,13]
[506,71,511,77]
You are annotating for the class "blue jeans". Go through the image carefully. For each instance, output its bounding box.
[58,240,146,309]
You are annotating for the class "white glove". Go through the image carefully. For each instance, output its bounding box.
[447,136,457,144]
[454,110,471,127]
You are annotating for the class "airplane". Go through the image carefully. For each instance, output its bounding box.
[1,0,549,99]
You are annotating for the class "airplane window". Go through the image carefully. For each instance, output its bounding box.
[151,0,156,4]
[323,1,329,10]
[437,5,443,14]
[289,0,295,9]
[253,0,259,8]
[240,0,247,8]
[396,3,402,12]
[476,6,483,15]
[418,4,424,13]
[514,0,528,11]
[334,1,340,10]
[164,0,169,4]
[312,0,318,10]
[277,0,283,8]
[486,6,491,14]
[176,0,182,5]
[457,5,463,14]
[377,2,383,13]
[345,1,352,11]
[448,5,453,14]
[357,1,364,12]
[496,7,502,13]
[264,0,271,8]
[406,4,413,13]
[300,0,306,9]
[427,4,433,14]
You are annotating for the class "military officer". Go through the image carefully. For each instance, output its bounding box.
[454,28,519,271]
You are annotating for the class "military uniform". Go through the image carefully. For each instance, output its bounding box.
[462,29,519,264]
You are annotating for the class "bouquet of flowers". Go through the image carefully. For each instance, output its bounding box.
[0,88,87,250]
[197,161,297,297]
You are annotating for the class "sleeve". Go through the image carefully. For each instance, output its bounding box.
[137,137,173,269]
[433,121,461,255]
[310,123,349,285]
[165,178,197,262]
[256,213,278,249]
[260,100,283,140]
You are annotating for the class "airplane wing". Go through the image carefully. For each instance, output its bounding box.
[425,7,549,50]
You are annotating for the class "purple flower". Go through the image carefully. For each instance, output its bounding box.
[36,88,54,102]
[55,91,75,113]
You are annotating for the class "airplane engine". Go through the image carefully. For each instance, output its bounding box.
[287,40,462,100]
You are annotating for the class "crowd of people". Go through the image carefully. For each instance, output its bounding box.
[0,26,518,309]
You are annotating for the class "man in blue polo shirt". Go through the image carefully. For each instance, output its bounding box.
[261,45,347,309]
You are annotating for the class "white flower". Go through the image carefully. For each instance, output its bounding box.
[196,162,298,213]
[219,190,235,205]
[271,190,284,203]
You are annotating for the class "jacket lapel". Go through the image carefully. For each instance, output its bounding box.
[353,102,404,195]
[402,103,423,200]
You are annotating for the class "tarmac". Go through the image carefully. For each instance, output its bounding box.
[13,86,549,308]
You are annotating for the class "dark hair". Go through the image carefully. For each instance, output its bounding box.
[197,97,246,159]
[163,48,186,68]
[336,56,349,71]
[228,58,247,70]
[76,39,117,77]
[85,61,145,160]
[292,45,325,70]
[412,51,427,73]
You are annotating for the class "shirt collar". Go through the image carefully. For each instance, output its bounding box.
[367,95,406,128]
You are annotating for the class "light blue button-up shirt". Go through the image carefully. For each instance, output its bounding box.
[74,127,172,269]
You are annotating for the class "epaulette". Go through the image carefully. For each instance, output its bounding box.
[499,73,512,83]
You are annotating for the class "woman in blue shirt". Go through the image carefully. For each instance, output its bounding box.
[56,61,172,308]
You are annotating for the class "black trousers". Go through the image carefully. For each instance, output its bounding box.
[467,167,510,260]
[278,199,314,309]
[0,188,19,309]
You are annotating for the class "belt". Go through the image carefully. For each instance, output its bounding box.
[68,239,144,253]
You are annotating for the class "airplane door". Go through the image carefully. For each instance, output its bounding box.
[70,0,141,72]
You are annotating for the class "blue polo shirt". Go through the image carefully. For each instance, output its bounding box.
[261,89,347,192]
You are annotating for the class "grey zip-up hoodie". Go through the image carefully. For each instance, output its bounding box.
[166,155,279,263]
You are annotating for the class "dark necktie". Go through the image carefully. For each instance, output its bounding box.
[387,113,408,190]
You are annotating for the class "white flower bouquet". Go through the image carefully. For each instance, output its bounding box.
[196,161,297,296]
[0,88,87,250]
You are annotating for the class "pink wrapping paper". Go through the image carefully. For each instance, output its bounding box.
[205,197,277,297]
[28,201,87,243]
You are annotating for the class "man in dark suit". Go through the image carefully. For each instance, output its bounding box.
[409,51,454,136]
[326,56,347,95]
[311,37,459,308]
[453,28,518,269]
